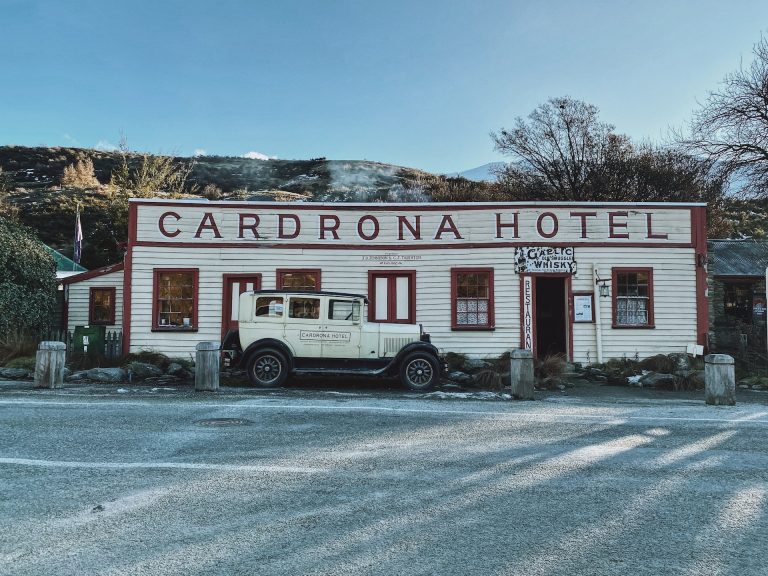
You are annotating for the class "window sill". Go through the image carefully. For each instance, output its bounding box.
[151,327,199,332]
[611,324,655,329]
[451,326,496,331]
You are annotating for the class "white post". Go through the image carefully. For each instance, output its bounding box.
[195,341,221,392]
[34,341,66,389]
[509,348,535,400]
[593,265,604,364]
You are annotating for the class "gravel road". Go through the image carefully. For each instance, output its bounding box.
[1,385,767,575]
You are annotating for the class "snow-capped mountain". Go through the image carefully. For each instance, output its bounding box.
[448,162,506,182]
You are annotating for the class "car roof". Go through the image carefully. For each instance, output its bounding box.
[248,289,369,303]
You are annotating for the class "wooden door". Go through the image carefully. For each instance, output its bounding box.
[222,274,262,337]
[368,271,416,323]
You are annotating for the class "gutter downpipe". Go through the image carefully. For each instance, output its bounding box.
[593,265,604,364]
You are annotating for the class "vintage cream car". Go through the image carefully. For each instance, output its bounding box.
[222,290,443,390]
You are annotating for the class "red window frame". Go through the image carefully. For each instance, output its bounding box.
[152,268,199,331]
[89,287,116,325]
[276,268,321,291]
[367,270,416,324]
[451,268,495,330]
[612,267,655,328]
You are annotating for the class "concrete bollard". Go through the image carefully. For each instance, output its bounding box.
[704,354,735,406]
[34,341,66,389]
[195,341,221,392]
[510,348,535,400]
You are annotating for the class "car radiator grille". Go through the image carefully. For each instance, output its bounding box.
[384,337,411,356]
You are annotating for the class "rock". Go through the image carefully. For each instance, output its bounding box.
[0,368,30,379]
[85,367,128,382]
[166,362,184,376]
[126,362,163,379]
[669,353,691,372]
[448,371,472,384]
[63,367,71,380]
[463,358,491,372]
[66,370,88,381]
[639,371,676,389]
[739,384,750,389]
[557,384,566,391]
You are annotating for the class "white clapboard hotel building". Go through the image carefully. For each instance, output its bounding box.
[62,199,708,363]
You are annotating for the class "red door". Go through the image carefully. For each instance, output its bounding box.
[222,274,262,337]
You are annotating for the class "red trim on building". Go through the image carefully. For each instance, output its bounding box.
[130,199,705,211]
[221,273,262,339]
[122,202,138,354]
[367,270,417,324]
[132,240,695,250]
[611,267,655,329]
[694,206,709,349]
[61,262,124,285]
[151,268,200,331]
[276,269,322,291]
[450,268,495,330]
[88,287,117,325]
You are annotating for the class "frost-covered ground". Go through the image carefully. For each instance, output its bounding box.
[1,385,767,575]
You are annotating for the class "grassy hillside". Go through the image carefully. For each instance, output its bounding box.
[0,145,490,268]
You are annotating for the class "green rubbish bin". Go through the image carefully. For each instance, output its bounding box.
[73,325,106,356]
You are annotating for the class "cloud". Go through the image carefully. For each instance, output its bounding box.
[193,148,207,157]
[95,140,118,152]
[242,150,276,160]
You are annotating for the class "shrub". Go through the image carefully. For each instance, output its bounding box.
[201,183,223,200]
[0,329,39,365]
[0,218,57,357]
[534,354,567,389]
[5,355,36,371]
[62,158,100,189]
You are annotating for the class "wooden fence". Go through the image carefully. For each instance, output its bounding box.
[43,330,123,359]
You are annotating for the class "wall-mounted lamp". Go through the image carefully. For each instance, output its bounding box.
[595,272,611,298]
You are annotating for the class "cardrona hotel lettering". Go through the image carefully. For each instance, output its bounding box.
[155,210,670,242]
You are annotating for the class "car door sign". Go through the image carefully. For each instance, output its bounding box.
[300,331,352,342]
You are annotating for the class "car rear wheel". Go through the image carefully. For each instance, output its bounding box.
[246,348,289,388]
[400,352,439,391]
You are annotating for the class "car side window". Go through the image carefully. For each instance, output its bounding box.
[255,297,284,317]
[288,297,320,319]
[328,299,360,322]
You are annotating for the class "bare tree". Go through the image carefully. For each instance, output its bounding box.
[678,36,768,195]
[492,96,725,205]
[491,97,634,200]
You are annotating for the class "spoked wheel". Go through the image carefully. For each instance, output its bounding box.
[400,352,439,391]
[246,349,288,388]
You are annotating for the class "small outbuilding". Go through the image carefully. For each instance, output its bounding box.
[707,239,768,353]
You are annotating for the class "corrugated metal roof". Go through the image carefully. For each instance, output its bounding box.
[708,239,768,277]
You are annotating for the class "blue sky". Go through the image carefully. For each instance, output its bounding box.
[1,0,767,174]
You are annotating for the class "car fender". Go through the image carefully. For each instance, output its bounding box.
[242,339,296,371]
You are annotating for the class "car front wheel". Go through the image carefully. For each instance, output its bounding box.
[246,349,289,388]
[400,352,439,391]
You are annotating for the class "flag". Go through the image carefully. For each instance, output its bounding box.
[74,208,83,264]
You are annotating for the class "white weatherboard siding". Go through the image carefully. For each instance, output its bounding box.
[66,270,123,332]
[128,245,697,362]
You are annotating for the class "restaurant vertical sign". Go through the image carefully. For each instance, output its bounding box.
[522,276,533,351]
